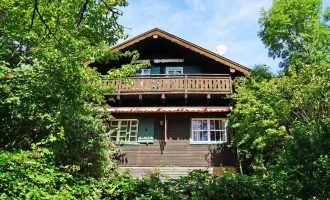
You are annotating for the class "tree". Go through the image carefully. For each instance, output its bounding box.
[229,1,330,197]
[258,0,330,72]
[0,0,145,177]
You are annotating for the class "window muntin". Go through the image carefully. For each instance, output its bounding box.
[191,118,227,143]
[107,119,139,143]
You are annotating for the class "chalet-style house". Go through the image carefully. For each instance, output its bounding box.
[91,28,250,178]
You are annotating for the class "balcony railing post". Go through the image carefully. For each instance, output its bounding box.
[229,76,233,94]
[118,80,121,94]
[184,75,188,94]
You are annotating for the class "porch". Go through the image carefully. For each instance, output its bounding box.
[111,112,236,172]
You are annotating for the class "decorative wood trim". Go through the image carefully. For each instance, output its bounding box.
[111,28,250,75]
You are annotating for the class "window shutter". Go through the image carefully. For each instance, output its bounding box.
[151,66,160,74]
[184,66,201,74]
[138,119,155,143]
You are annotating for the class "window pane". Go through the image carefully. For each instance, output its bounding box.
[202,120,207,130]
[210,131,215,141]
[131,126,137,131]
[130,132,136,137]
[175,71,182,74]
[168,71,174,74]
[192,120,202,130]
[220,120,226,130]
[130,137,137,142]
[193,131,198,141]
[220,131,226,141]
[210,120,215,130]
[200,131,208,141]
[121,121,128,125]
[110,132,117,137]
[215,120,220,130]
[131,121,137,125]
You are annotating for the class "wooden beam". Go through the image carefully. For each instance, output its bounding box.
[161,94,166,105]
[139,94,143,104]
[207,94,211,105]
[116,95,121,104]
[230,68,236,73]
[184,93,188,105]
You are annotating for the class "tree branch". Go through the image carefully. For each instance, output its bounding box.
[35,6,72,52]
[101,0,129,29]
[30,0,38,28]
[76,0,89,28]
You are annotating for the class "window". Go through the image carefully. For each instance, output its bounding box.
[191,118,227,144]
[106,119,139,143]
[166,67,183,75]
[141,69,151,75]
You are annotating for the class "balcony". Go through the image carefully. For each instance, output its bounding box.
[102,74,232,95]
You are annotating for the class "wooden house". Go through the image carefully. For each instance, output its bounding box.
[91,28,250,178]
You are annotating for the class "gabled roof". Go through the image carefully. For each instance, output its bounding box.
[111,28,250,74]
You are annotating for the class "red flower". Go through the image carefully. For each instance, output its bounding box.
[105,122,109,127]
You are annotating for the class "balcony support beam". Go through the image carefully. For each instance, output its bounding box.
[207,94,211,105]
[161,94,166,105]
[184,94,188,105]
[116,95,121,105]
[139,94,143,104]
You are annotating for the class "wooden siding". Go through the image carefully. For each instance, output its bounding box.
[114,113,236,168]
[102,74,232,95]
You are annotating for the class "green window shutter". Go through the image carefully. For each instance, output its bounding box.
[151,66,160,74]
[184,66,201,74]
[138,119,155,143]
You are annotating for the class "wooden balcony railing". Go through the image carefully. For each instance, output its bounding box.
[102,74,232,95]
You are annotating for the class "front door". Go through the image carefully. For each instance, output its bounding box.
[138,119,155,144]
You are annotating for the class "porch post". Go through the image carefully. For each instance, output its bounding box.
[164,113,168,143]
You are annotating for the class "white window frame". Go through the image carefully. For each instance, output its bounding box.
[166,67,183,75]
[106,119,139,144]
[190,118,227,144]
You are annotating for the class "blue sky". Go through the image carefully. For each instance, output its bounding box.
[118,0,330,72]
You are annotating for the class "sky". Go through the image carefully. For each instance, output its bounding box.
[118,0,330,72]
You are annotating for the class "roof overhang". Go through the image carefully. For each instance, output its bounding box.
[111,28,250,75]
[107,106,232,113]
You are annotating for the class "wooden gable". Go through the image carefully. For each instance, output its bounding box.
[111,28,250,75]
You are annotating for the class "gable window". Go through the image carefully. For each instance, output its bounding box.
[166,67,183,75]
[107,119,139,143]
[191,118,227,144]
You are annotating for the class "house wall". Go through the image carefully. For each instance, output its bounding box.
[113,113,236,168]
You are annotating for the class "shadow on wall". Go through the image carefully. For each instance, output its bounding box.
[205,144,235,167]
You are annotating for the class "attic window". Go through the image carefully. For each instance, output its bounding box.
[166,67,183,75]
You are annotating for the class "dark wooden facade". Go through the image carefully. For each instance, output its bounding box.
[114,113,235,167]
[90,28,249,175]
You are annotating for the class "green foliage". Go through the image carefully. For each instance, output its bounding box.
[258,0,330,71]
[0,0,147,177]
[229,63,330,198]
